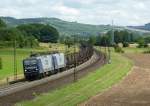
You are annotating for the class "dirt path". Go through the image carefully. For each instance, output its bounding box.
[80,53,150,106]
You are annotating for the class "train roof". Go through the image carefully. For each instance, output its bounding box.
[30,51,60,57]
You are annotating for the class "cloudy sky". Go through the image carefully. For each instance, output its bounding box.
[0,0,149,26]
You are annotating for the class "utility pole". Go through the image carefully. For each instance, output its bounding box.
[13,39,17,81]
[108,20,114,64]
[104,37,107,63]
[65,37,68,55]
[73,34,77,82]
[111,20,114,44]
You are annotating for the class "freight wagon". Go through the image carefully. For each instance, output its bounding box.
[23,43,94,80]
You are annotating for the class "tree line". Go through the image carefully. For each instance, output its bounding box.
[51,29,150,48]
[93,30,150,47]
[0,18,59,48]
[59,31,139,48]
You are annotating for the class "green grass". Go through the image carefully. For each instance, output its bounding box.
[0,48,50,80]
[0,48,30,80]
[16,50,133,106]
[0,43,74,80]
[95,46,148,54]
[123,47,148,53]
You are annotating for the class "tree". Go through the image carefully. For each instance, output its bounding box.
[0,28,19,41]
[100,35,111,46]
[113,30,137,44]
[17,24,59,43]
[0,27,39,48]
[0,20,40,48]
[88,36,96,45]
[95,35,102,46]
[130,33,134,42]
[40,25,59,43]
[65,36,74,48]
[137,37,145,48]
[144,36,150,44]
[0,18,6,28]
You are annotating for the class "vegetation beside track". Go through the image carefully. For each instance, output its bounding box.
[16,49,133,106]
[0,43,76,81]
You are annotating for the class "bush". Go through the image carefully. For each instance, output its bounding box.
[123,42,129,47]
[137,38,148,48]
[49,44,52,48]
[143,49,150,54]
[144,44,148,48]
[137,43,148,48]
[0,57,2,70]
[114,44,124,53]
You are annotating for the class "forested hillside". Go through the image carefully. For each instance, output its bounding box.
[0,19,59,48]
[1,17,118,36]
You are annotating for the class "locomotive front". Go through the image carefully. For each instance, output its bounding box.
[23,58,39,79]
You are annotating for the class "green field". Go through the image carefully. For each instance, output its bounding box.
[123,47,148,53]
[0,43,76,81]
[16,49,133,106]
[0,48,52,80]
[0,48,29,80]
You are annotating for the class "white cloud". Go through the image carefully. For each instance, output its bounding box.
[51,2,80,16]
[0,0,150,26]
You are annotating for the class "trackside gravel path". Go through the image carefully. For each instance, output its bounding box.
[80,54,150,106]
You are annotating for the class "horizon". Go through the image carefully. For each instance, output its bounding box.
[0,16,149,27]
[0,0,150,26]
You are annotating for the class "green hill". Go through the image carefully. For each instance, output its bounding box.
[1,17,116,36]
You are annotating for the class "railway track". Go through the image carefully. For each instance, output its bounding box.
[0,50,105,101]
[0,82,28,96]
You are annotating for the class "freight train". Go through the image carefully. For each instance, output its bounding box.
[23,44,93,80]
[23,53,66,80]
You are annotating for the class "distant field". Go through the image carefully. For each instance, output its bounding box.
[123,47,148,53]
[16,48,133,106]
[0,43,75,82]
[95,46,149,54]
[39,43,78,54]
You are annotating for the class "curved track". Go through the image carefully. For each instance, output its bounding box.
[0,50,106,106]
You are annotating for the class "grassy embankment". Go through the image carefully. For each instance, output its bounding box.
[16,47,133,106]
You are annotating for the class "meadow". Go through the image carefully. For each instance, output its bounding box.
[16,47,134,106]
[0,43,76,82]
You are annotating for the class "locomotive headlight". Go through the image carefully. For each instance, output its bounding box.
[24,70,27,72]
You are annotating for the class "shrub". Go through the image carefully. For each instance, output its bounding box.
[123,42,129,47]
[144,44,148,48]
[114,44,124,53]
[49,44,52,48]
[143,49,150,54]
[136,38,148,48]
[137,43,148,48]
